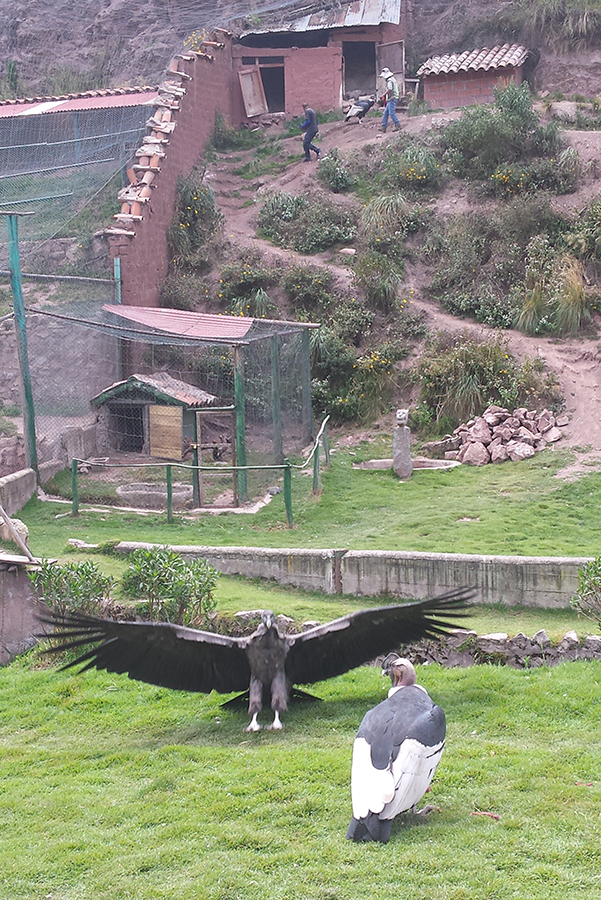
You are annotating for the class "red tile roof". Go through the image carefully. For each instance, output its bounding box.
[103,305,257,342]
[417,44,530,77]
[0,87,158,118]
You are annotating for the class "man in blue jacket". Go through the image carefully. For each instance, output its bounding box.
[301,103,321,161]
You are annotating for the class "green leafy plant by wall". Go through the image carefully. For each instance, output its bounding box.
[160,271,212,311]
[227,287,279,319]
[217,255,277,304]
[29,560,114,617]
[121,546,217,626]
[570,556,601,627]
[167,168,223,270]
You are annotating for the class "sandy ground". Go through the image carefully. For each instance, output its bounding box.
[205,110,601,471]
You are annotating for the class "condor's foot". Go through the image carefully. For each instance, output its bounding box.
[266,711,283,730]
[244,713,262,732]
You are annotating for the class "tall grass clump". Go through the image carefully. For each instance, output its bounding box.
[351,250,404,311]
[416,333,562,423]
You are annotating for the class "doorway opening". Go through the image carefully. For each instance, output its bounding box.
[343,42,376,97]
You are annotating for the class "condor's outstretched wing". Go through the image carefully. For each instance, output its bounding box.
[38,611,251,694]
[284,588,474,686]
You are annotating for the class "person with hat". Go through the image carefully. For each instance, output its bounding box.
[379,67,401,133]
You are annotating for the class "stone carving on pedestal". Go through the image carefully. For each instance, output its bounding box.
[393,408,412,480]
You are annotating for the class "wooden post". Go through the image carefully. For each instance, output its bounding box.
[3,211,38,475]
[312,442,321,494]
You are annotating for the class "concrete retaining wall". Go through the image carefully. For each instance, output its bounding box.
[0,561,45,664]
[0,468,37,516]
[116,542,590,608]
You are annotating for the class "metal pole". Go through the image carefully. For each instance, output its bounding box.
[271,334,283,464]
[283,460,293,528]
[166,465,173,523]
[71,458,79,516]
[2,211,38,475]
[233,345,248,502]
[300,328,313,445]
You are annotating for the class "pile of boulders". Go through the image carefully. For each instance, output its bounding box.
[401,628,601,669]
[421,405,569,466]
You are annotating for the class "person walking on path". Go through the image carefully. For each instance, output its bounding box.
[379,68,401,133]
[301,102,321,161]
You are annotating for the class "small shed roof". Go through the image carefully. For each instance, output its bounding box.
[0,87,158,118]
[240,0,401,35]
[417,44,530,77]
[90,373,218,409]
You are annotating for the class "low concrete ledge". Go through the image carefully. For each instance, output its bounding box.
[341,550,591,609]
[0,468,37,516]
[115,542,590,608]
[116,542,343,594]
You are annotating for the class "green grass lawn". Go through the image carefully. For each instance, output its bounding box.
[2,656,600,900]
[15,444,601,561]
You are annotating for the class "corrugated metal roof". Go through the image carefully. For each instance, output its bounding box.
[417,44,529,77]
[0,88,158,118]
[241,0,401,35]
[91,372,218,409]
[103,305,256,341]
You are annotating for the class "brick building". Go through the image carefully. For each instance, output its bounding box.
[417,44,532,110]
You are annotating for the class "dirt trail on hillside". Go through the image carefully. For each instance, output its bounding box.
[206,113,601,459]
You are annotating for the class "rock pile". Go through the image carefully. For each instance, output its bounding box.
[421,405,569,466]
[402,628,601,669]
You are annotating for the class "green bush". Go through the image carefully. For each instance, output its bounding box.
[121,546,217,626]
[393,144,441,192]
[328,295,374,345]
[166,168,223,270]
[416,334,562,423]
[217,256,277,303]
[441,286,520,329]
[258,192,357,253]
[29,559,114,617]
[282,265,334,311]
[317,148,356,192]
[160,271,212,311]
[570,556,601,627]
[227,287,279,319]
[209,112,264,151]
[351,250,404,311]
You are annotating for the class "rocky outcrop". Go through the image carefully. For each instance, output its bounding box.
[420,405,568,466]
[401,628,601,669]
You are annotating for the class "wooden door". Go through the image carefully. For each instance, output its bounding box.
[149,405,182,460]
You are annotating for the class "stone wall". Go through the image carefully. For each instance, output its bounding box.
[114,541,589,609]
[0,560,46,664]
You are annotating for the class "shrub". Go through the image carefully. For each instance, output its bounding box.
[570,557,601,627]
[393,144,441,191]
[166,168,223,270]
[121,546,217,626]
[282,265,334,311]
[217,256,277,303]
[416,334,558,422]
[210,112,264,151]
[515,235,559,335]
[352,250,404,311]
[29,559,114,617]
[555,255,591,335]
[228,287,279,319]
[317,148,356,192]
[329,295,374,345]
[441,286,520,329]
[160,271,212,311]
[258,192,357,253]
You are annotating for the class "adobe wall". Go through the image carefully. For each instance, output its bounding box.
[115,542,588,608]
[107,42,236,309]
[230,45,343,122]
[0,560,46,665]
[423,66,523,109]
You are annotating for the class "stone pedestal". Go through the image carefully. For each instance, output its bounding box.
[393,424,412,480]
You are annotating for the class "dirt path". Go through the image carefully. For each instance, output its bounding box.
[206,114,601,456]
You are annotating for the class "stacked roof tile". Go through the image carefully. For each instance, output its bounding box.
[417,44,529,77]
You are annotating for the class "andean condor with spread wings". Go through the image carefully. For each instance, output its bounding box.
[39,587,472,731]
